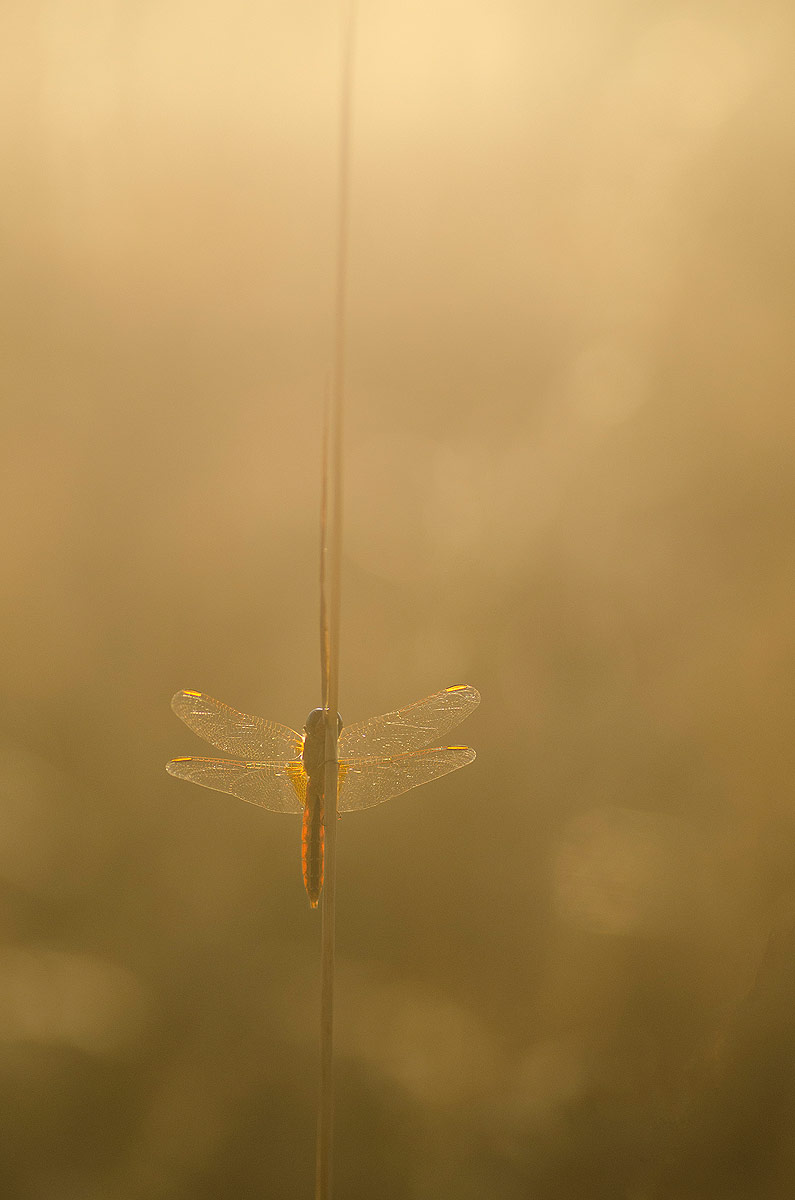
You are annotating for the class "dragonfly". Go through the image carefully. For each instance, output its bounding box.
[166,684,480,906]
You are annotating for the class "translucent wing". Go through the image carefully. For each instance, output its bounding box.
[171,691,303,760]
[338,685,480,759]
[337,745,476,813]
[166,756,306,813]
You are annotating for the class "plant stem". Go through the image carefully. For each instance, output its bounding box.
[316,5,355,1199]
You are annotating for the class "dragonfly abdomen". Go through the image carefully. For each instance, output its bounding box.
[300,708,341,908]
[302,789,325,908]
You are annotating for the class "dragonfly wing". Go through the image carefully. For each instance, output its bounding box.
[338,685,480,758]
[166,756,306,813]
[337,746,476,813]
[171,691,303,759]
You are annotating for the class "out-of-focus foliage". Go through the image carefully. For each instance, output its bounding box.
[2,2,794,1196]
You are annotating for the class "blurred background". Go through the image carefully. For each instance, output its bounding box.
[2,1,794,1196]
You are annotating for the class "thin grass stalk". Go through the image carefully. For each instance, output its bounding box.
[319,387,331,712]
[316,5,355,1198]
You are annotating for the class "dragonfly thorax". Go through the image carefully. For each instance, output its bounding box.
[302,709,343,778]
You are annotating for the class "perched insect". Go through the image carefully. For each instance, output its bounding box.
[166,684,480,905]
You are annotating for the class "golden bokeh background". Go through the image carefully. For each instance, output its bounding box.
[2,2,794,1196]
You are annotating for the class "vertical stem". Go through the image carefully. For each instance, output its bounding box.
[319,386,331,712]
[316,5,355,1199]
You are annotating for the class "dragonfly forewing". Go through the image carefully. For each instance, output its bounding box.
[171,690,303,760]
[337,745,476,813]
[338,685,480,759]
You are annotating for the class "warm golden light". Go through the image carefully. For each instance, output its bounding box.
[2,2,791,1196]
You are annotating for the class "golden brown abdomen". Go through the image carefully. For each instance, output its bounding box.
[302,790,325,907]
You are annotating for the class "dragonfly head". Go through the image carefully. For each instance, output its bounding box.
[304,708,343,738]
